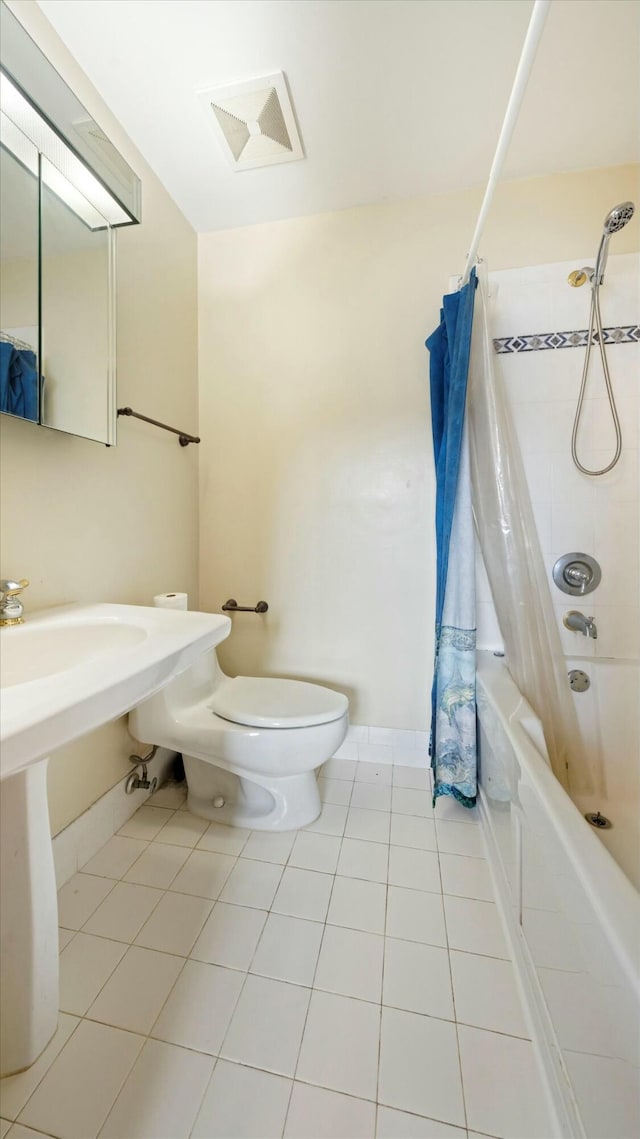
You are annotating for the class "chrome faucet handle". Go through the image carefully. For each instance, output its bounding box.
[0,578,29,626]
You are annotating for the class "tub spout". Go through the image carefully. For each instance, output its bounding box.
[563,610,597,639]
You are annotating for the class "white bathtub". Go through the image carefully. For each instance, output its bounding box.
[565,657,640,890]
[476,653,640,1139]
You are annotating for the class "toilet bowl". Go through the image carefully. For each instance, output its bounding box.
[130,647,349,831]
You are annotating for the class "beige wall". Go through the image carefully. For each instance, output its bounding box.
[198,164,639,730]
[1,2,199,834]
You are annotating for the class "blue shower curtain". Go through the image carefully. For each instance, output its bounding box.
[426,269,477,807]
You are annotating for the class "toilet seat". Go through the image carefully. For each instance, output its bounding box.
[210,676,348,729]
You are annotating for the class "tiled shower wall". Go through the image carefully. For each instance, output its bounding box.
[478,252,639,661]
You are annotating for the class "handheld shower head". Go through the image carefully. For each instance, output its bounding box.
[594,201,635,283]
[603,201,635,235]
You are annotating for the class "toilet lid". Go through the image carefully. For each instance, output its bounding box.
[210,676,348,729]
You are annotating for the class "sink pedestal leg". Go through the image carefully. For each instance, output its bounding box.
[0,759,59,1076]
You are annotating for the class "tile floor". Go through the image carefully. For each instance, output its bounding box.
[0,760,553,1139]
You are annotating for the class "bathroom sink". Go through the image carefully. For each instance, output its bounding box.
[0,602,232,779]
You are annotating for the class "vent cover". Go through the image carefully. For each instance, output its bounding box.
[198,72,304,171]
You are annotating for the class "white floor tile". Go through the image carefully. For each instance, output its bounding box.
[101,1038,214,1139]
[390,814,437,851]
[383,939,454,1020]
[57,873,114,930]
[388,847,440,892]
[134,890,213,956]
[0,1122,9,1139]
[87,945,183,1034]
[197,821,251,856]
[151,960,244,1054]
[251,913,323,986]
[5,1125,56,1139]
[304,803,349,837]
[191,902,267,970]
[118,805,175,841]
[0,1014,79,1121]
[436,819,485,858]
[296,990,381,1101]
[337,838,389,883]
[392,766,430,791]
[345,807,390,844]
[444,896,509,959]
[315,925,384,1002]
[169,848,236,899]
[17,1019,143,1139]
[80,835,148,879]
[147,782,188,809]
[272,868,334,922]
[219,858,283,908]
[58,927,74,953]
[356,761,392,785]
[385,886,447,947]
[82,881,163,943]
[350,783,392,812]
[221,974,311,1077]
[450,950,528,1038]
[154,811,209,847]
[123,841,190,889]
[289,832,341,874]
[322,758,358,780]
[193,1059,291,1139]
[378,1007,465,1126]
[391,788,434,818]
[59,933,126,1015]
[435,798,479,824]
[376,1106,466,1138]
[439,854,494,901]
[458,1024,552,1139]
[285,1082,376,1138]
[327,876,387,934]
[317,777,353,806]
[243,830,296,863]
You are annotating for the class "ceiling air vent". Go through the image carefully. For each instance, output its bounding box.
[198,72,304,171]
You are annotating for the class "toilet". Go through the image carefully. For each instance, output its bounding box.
[130,646,349,831]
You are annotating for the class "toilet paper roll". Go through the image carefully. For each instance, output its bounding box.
[153,592,188,611]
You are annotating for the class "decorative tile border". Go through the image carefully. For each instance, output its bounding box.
[493,325,640,354]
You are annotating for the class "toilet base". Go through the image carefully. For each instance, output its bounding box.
[182,754,322,831]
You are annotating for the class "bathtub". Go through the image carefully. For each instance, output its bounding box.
[565,656,640,891]
[476,653,640,1139]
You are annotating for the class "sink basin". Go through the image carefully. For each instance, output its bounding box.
[1,621,148,687]
[0,602,231,779]
[0,601,231,1077]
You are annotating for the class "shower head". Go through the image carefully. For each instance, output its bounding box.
[602,201,635,235]
[594,201,635,283]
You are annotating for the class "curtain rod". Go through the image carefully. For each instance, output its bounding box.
[460,0,551,287]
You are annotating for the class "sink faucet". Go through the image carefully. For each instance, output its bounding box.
[0,579,30,626]
[563,610,597,639]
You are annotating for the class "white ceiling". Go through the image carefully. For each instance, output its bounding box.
[37,0,640,234]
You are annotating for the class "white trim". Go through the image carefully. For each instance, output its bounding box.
[333,724,430,768]
[51,747,176,888]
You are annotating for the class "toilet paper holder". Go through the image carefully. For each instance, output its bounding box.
[222,599,269,614]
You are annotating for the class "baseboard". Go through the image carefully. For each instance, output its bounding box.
[51,747,177,889]
[478,788,585,1139]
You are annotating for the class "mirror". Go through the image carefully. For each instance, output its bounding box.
[0,1,140,445]
[40,159,115,443]
[0,135,39,424]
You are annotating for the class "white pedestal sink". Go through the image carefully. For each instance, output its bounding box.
[0,603,231,1076]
